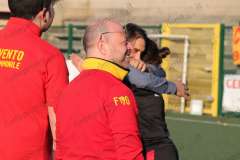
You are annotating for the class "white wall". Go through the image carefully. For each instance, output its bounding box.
[0,1,9,12]
[53,0,240,25]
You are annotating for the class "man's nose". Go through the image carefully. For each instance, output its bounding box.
[127,42,133,50]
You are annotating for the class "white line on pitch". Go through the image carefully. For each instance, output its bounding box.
[166,116,240,128]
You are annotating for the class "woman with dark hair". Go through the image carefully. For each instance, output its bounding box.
[125,23,189,160]
[125,23,189,98]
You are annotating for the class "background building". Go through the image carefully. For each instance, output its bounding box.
[0,1,10,25]
[53,0,240,25]
[1,0,240,25]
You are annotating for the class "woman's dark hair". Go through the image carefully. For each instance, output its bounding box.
[141,38,171,65]
[8,0,57,19]
[125,23,148,42]
[159,47,171,58]
[125,23,171,65]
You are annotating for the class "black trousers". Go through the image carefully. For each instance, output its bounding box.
[144,142,179,160]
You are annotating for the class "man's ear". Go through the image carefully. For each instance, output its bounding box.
[36,8,48,22]
[34,8,46,22]
[97,39,109,56]
[42,8,49,22]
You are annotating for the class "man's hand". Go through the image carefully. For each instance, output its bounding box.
[129,58,147,72]
[175,80,190,100]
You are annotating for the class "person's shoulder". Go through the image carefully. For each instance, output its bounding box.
[19,32,63,60]
[38,39,62,55]
[77,69,130,92]
[35,39,65,63]
[97,70,128,87]
[109,80,132,96]
[96,71,132,95]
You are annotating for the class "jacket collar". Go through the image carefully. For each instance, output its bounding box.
[82,57,128,81]
[6,17,41,36]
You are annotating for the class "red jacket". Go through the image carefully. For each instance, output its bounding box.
[0,18,69,160]
[56,58,144,160]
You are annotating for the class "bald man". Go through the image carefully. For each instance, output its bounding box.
[56,19,144,160]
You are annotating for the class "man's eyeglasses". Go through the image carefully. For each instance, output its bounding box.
[99,31,125,41]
